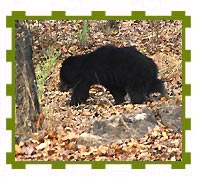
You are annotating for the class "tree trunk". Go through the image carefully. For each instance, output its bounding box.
[15,21,40,142]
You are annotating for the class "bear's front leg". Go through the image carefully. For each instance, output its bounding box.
[69,82,90,106]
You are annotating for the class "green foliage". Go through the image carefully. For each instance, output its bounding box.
[35,48,61,102]
[79,20,88,47]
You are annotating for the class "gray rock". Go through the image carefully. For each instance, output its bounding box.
[77,108,157,146]
[159,106,182,132]
[77,133,104,146]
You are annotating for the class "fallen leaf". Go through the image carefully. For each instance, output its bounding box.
[162,131,168,139]
[35,142,48,150]
[15,144,23,154]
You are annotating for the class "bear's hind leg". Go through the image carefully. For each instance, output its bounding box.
[109,88,126,104]
[148,79,167,97]
[127,88,146,104]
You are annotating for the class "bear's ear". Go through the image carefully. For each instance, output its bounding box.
[66,56,73,63]
[62,56,74,66]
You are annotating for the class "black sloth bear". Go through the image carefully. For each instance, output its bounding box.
[59,45,166,106]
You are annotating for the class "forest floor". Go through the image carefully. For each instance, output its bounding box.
[15,20,182,161]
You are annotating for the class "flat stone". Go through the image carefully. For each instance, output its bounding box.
[159,106,182,132]
[77,108,157,146]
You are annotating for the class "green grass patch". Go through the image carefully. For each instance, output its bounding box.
[79,20,88,47]
[35,48,61,102]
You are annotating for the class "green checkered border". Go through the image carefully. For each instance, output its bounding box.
[6,11,191,169]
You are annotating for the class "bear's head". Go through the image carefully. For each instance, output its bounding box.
[59,56,82,91]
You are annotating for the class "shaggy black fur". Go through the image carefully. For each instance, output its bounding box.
[59,45,166,106]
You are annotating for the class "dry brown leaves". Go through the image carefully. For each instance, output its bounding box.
[15,125,181,161]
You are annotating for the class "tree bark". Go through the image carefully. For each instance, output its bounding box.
[15,21,40,141]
